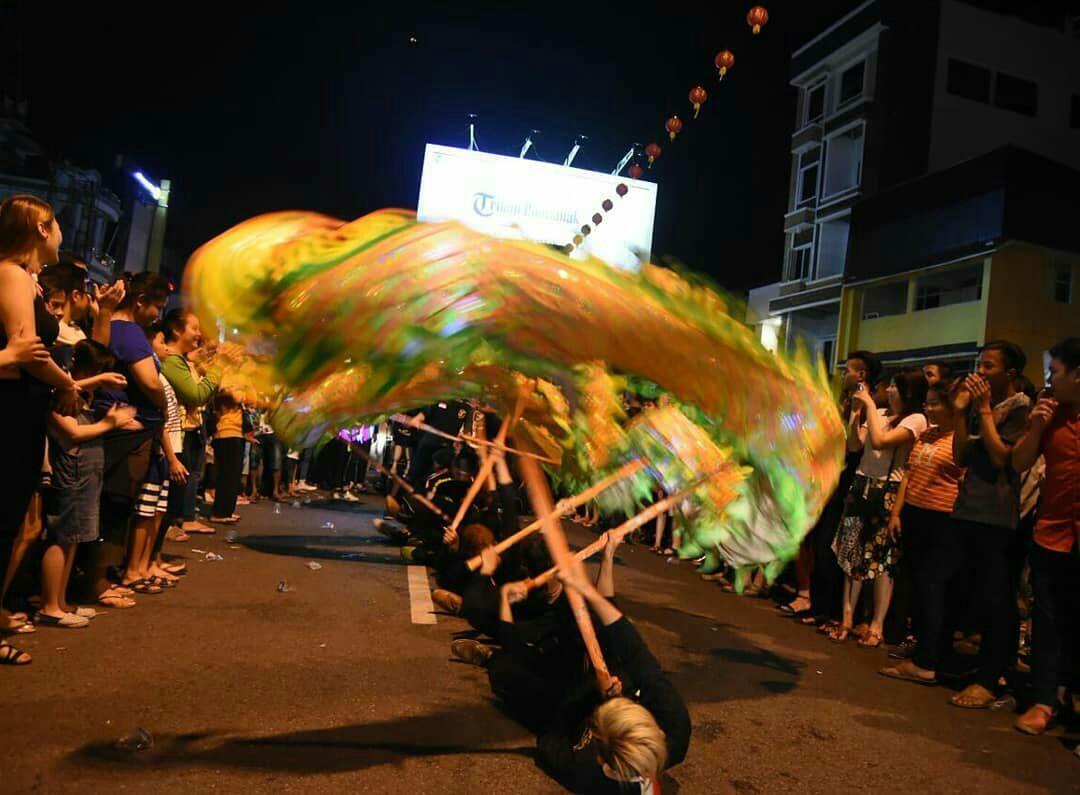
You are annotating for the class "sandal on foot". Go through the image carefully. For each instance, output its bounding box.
[950,683,996,709]
[859,630,884,649]
[160,563,187,576]
[1015,704,1057,735]
[148,576,177,589]
[880,660,937,686]
[121,579,162,595]
[98,594,136,609]
[0,641,31,665]
[828,624,854,643]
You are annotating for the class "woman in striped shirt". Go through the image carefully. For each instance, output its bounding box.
[880,380,964,685]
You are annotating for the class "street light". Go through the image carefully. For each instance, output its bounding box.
[132,171,163,204]
[131,170,171,273]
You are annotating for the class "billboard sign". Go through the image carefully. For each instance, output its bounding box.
[417,144,657,271]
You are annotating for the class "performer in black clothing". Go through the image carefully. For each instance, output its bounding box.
[410,399,470,486]
[454,535,691,793]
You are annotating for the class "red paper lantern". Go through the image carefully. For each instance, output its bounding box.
[714,50,735,80]
[645,142,662,167]
[747,5,769,35]
[689,86,708,119]
[628,163,645,180]
[665,116,683,142]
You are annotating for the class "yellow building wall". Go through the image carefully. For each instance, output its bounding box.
[857,300,986,354]
[985,243,1079,384]
[835,256,991,367]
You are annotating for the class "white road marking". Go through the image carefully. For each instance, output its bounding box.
[408,565,437,624]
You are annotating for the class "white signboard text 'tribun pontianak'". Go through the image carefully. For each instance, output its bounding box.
[417,144,657,272]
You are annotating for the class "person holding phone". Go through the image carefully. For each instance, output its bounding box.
[1010,338,1079,734]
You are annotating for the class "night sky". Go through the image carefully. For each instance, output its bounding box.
[5,1,1060,291]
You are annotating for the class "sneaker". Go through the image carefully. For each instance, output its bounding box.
[432,589,463,614]
[888,637,918,660]
[451,639,494,667]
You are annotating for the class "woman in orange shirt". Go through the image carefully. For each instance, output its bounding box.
[880,380,964,685]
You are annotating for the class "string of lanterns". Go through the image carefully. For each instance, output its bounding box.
[565,6,769,255]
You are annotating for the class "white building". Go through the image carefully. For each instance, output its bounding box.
[747,0,1080,367]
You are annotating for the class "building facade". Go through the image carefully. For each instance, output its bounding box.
[748,0,1080,376]
[836,147,1078,384]
[0,108,155,283]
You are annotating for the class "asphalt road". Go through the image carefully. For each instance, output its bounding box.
[3,495,1077,794]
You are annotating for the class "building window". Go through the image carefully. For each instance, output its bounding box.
[806,83,825,124]
[914,263,983,311]
[815,217,850,279]
[798,163,819,206]
[1052,264,1073,304]
[790,245,813,281]
[822,125,864,198]
[838,61,865,106]
[946,59,991,104]
[1070,95,1080,129]
[821,338,836,370]
[861,282,908,319]
[995,72,1038,117]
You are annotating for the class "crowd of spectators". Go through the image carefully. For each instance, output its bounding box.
[2,192,1077,773]
[0,194,370,665]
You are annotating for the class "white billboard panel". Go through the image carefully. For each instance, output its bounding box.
[417,144,657,271]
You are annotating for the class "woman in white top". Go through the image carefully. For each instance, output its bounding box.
[830,369,929,647]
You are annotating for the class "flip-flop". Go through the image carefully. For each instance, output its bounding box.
[206,516,238,525]
[160,563,187,576]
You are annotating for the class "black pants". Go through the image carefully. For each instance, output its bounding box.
[916,518,1022,687]
[212,438,245,518]
[1029,543,1080,706]
[887,505,945,643]
[808,476,852,620]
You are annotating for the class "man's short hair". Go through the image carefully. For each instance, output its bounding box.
[846,349,882,385]
[1049,337,1080,371]
[117,272,170,310]
[38,261,88,298]
[981,340,1027,375]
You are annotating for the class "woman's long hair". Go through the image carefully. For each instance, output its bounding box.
[891,368,929,420]
[0,195,54,262]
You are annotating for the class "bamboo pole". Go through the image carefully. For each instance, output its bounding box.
[446,397,523,536]
[517,454,615,694]
[388,413,559,465]
[355,449,451,523]
[465,459,645,572]
[525,477,710,591]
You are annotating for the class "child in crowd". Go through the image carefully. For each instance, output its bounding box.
[39,340,136,627]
